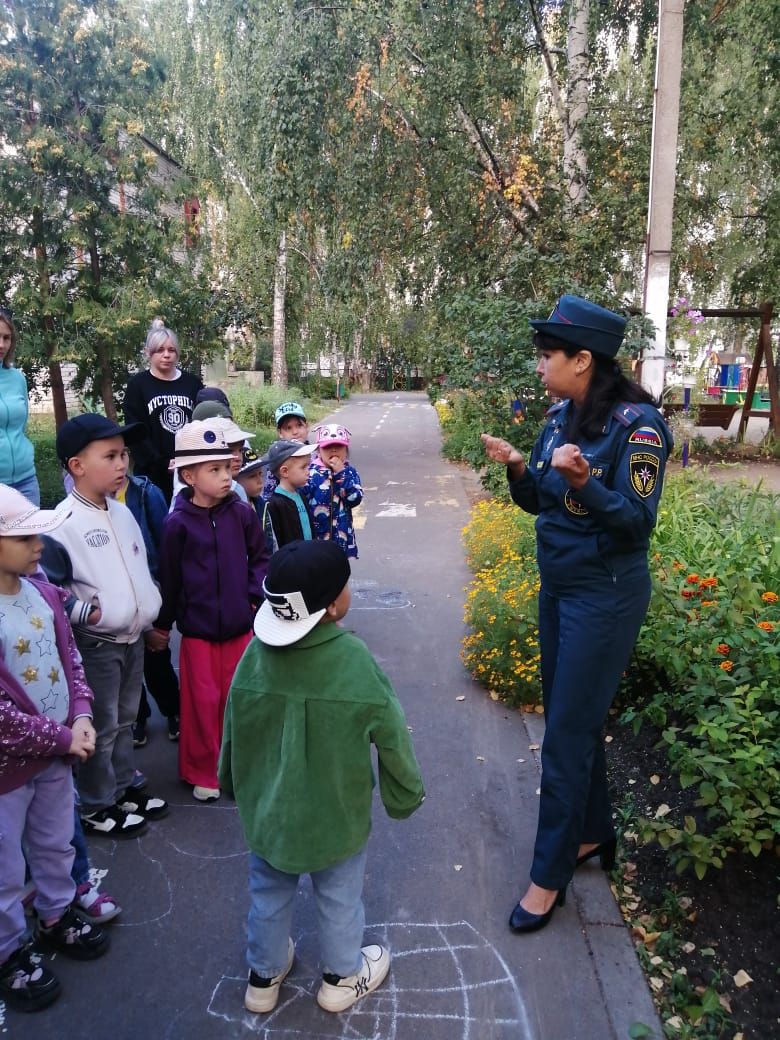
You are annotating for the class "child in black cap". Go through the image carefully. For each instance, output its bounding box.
[40,415,169,838]
[219,540,424,1016]
[260,440,317,552]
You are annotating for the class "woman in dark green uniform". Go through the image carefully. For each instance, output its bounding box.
[482,294,673,934]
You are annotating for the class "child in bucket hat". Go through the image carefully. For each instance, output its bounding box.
[219,540,425,1016]
[0,485,111,1011]
[307,424,364,559]
[154,421,269,802]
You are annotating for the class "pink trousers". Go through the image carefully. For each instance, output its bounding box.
[178,633,251,788]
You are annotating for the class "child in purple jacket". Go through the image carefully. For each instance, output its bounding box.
[153,422,269,803]
[0,486,109,1013]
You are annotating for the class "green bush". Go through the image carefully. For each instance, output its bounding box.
[28,416,63,508]
[624,472,780,877]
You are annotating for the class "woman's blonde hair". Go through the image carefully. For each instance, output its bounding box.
[0,308,16,368]
[144,317,179,360]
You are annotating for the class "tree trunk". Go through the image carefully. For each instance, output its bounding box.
[31,207,68,427]
[352,322,371,391]
[529,0,590,212]
[564,0,590,209]
[271,229,288,388]
[87,227,117,420]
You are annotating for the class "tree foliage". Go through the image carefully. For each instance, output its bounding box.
[0,0,221,421]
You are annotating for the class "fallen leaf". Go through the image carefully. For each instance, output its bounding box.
[628,778,636,785]
[733,969,753,988]
[649,976,664,992]
[655,803,672,818]
[650,774,661,785]
[453,864,463,872]
[533,704,544,714]
[516,758,526,763]
[681,942,696,954]
[528,743,540,751]
[489,691,499,701]
[476,756,485,762]
[644,932,661,946]
[649,955,664,966]
[678,896,692,910]
[455,695,466,702]
[666,1016,683,1030]
[604,735,614,743]
[718,994,732,1012]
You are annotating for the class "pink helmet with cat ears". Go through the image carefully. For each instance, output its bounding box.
[315,424,351,448]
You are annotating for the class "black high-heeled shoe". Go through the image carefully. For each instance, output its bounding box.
[508,889,566,934]
[575,837,617,870]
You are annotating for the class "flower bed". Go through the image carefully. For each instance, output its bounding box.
[461,472,780,875]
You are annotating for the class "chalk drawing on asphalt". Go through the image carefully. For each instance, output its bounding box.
[206,920,534,1039]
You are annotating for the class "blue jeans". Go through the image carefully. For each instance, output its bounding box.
[71,787,90,887]
[247,847,367,979]
[9,472,40,507]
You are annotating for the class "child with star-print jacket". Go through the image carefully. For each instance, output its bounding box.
[0,576,93,794]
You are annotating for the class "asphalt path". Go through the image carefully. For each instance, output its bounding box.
[14,392,662,1040]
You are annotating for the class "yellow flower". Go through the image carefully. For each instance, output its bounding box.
[719,660,734,672]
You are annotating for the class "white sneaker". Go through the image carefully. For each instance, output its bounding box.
[244,937,295,1013]
[192,786,220,801]
[316,945,390,1013]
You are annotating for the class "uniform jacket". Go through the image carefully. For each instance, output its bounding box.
[40,491,162,641]
[508,400,673,587]
[262,489,315,553]
[305,457,363,558]
[157,490,269,642]
[123,368,203,490]
[218,623,425,874]
[0,367,35,485]
[0,577,93,794]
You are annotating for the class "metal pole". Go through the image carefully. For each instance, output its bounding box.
[682,383,691,467]
[641,0,686,399]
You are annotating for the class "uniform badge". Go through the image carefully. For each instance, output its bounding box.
[564,489,588,516]
[629,452,659,498]
[628,426,663,447]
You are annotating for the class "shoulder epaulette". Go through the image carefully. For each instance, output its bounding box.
[545,401,568,418]
[613,402,643,427]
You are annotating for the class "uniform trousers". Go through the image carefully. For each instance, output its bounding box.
[178,633,251,789]
[0,760,75,962]
[530,563,651,890]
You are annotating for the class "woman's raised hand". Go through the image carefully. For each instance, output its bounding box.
[480,434,526,471]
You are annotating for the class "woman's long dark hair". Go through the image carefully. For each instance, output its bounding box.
[534,333,659,441]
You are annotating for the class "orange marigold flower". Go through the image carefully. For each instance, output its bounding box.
[761,591,778,603]
[701,600,716,607]
[672,561,684,570]
[716,643,730,655]
[681,589,695,599]
[720,660,734,672]
[686,574,700,584]
[698,577,718,588]
[757,621,774,632]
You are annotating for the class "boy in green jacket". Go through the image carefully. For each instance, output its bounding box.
[219,539,425,1017]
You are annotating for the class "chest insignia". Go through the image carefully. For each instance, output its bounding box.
[629,452,659,498]
[564,489,589,516]
[628,426,663,447]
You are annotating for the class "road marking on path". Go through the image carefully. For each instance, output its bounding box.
[206,920,534,1039]
[353,513,367,529]
[424,498,460,508]
[375,502,417,518]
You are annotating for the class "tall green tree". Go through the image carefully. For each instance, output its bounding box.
[0,0,219,422]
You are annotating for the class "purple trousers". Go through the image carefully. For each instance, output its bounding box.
[0,759,76,962]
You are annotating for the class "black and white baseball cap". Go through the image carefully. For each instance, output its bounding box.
[254,540,351,646]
